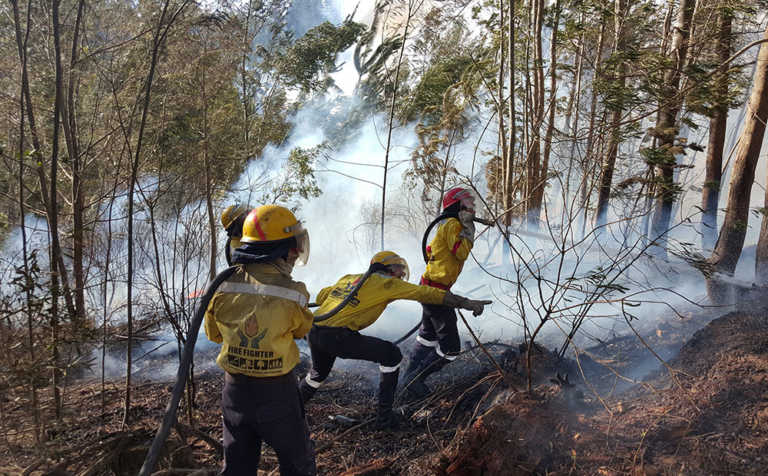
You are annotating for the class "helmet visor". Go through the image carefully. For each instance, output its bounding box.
[294,229,310,266]
[386,257,409,281]
[457,190,476,213]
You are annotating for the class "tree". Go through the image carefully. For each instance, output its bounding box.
[648,0,694,257]
[709,25,768,277]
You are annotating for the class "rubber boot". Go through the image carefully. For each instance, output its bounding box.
[401,344,437,399]
[375,369,400,430]
[299,378,317,405]
[403,354,449,401]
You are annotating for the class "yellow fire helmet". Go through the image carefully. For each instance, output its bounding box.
[241,205,310,265]
[370,250,410,281]
[220,203,251,236]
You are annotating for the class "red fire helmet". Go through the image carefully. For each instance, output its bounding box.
[442,187,475,212]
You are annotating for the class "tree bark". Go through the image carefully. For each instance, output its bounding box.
[594,0,627,229]
[701,8,732,251]
[50,0,65,418]
[710,25,768,276]
[649,0,694,256]
[504,0,516,226]
[533,0,560,224]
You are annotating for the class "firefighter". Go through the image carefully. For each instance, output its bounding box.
[220,203,251,265]
[204,204,316,475]
[402,187,480,399]
[299,250,491,429]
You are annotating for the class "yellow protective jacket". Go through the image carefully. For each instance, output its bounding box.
[423,217,473,288]
[314,273,445,331]
[204,263,313,377]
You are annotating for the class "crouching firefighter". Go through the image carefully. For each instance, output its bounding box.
[299,251,491,429]
[403,186,482,400]
[204,205,316,475]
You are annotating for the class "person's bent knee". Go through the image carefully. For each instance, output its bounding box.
[379,345,402,372]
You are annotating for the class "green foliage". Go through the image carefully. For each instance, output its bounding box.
[275,20,366,92]
[271,145,324,202]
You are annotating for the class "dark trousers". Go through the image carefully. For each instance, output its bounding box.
[418,303,460,357]
[307,326,403,383]
[221,370,316,476]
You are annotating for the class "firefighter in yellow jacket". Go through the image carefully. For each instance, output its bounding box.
[403,187,479,399]
[299,250,491,428]
[220,203,251,265]
[205,205,316,475]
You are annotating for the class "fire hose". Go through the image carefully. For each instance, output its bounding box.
[140,261,380,474]
[139,265,238,476]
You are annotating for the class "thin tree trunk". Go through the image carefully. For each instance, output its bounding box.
[526,0,545,229]
[124,0,175,426]
[710,25,768,276]
[10,0,40,441]
[66,0,87,327]
[649,0,694,256]
[498,0,508,224]
[505,0,515,227]
[594,0,627,229]
[49,0,68,419]
[565,20,585,205]
[701,8,732,251]
[533,0,560,223]
[382,0,422,248]
[579,17,607,237]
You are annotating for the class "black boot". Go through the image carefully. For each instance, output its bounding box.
[401,344,437,399]
[403,354,449,400]
[375,369,401,430]
[299,378,317,405]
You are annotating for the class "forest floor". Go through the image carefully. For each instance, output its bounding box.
[2,304,768,475]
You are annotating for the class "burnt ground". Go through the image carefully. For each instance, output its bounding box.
[2,306,768,475]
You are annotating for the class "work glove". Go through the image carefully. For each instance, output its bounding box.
[458,210,476,243]
[443,291,493,317]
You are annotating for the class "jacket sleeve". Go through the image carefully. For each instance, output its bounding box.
[315,286,332,306]
[292,282,314,339]
[382,277,446,305]
[442,218,473,262]
[203,294,223,344]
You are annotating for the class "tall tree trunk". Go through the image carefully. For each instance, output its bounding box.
[60,0,87,327]
[649,0,694,256]
[504,0,516,226]
[50,0,65,418]
[564,19,585,206]
[382,0,421,248]
[533,0,560,223]
[10,0,40,440]
[498,0,509,223]
[579,16,607,237]
[594,0,627,229]
[526,0,545,229]
[701,7,732,251]
[124,0,175,426]
[710,26,768,276]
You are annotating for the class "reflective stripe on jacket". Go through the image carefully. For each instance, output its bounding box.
[422,217,472,288]
[204,263,313,377]
[313,273,445,331]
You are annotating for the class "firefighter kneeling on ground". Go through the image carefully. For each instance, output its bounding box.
[299,250,491,429]
[403,186,480,400]
[204,205,316,475]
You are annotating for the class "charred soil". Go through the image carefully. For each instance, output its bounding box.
[2,309,768,475]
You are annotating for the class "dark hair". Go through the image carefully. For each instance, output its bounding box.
[234,237,297,264]
[443,201,461,218]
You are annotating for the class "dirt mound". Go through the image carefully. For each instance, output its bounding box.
[432,388,587,475]
[437,311,768,475]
